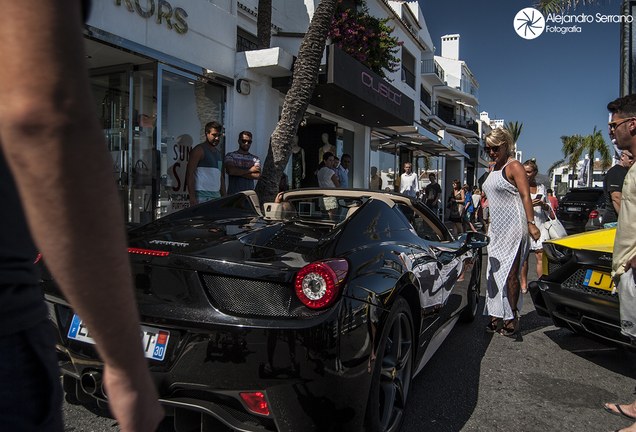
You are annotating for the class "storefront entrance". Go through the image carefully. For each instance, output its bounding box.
[89,60,225,223]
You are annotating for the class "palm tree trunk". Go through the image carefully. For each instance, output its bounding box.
[254,0,338,204]
[256,0,272,49]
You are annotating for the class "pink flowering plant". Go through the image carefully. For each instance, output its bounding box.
[328,1,403,80]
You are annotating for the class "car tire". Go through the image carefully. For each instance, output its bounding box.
[364,297,414,432]
[460,249,482,323]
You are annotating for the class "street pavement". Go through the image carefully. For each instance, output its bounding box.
[62,247,636,432]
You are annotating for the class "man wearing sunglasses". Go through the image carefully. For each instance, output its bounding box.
[225,130,261,194]
[604,95,636,430]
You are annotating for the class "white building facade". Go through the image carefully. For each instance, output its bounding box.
[81,0,486,223]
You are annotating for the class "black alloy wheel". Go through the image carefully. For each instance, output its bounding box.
[460,249,482,323]
[364,297,414,432]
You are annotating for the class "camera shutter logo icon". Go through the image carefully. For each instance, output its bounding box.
[514,8,546,39]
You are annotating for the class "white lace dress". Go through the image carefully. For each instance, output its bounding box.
[482,160,530,320]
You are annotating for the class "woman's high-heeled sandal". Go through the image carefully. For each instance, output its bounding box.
[500,309,519,337]
[485,317,503,333]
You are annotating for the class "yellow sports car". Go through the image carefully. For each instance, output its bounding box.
[528,228,627,346]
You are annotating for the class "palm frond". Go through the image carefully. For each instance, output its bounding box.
[534,0,598,14]
[548,158,565,175]
[504,121,524,144]
[534,0,572,14]
[587,126,612,170]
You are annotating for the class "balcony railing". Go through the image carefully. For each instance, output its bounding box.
[421,59,444,82]
[460,79,479,100]
[431,104,479,133]
[420,86,431,109]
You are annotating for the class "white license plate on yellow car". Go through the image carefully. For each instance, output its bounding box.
[583,270,614,291]
[67,315,170,361]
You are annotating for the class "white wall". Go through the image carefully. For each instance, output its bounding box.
[89,0,237,78]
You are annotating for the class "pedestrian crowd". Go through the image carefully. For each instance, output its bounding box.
[186,128,354,205]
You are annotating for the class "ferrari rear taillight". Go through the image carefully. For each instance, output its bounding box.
[127,248,170,257]
[294,259,348,309]
[589,210,599,219]
[240,392,269,415]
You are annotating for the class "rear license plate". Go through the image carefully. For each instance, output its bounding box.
[583,270,614,292]
[68,315,170,361]
[566,207,581,212]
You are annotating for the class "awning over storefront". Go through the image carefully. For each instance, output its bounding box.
[370,124,454,156]
[272,46,414,128]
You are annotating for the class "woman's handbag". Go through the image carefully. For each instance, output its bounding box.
[541,211,567,241]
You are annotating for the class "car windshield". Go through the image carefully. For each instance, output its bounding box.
[562,190,603,202]
[281,196,369,224]
[268,190,450,242]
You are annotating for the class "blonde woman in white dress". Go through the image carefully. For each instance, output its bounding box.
[481,129,541,337]
[520,159,551,294]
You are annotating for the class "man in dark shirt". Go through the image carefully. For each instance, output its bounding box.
[0,2,162,431]
[424,173,442,214]
[224,130,261,194]
[603,150,634,227]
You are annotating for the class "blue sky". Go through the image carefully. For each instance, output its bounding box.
[419,0,623,174]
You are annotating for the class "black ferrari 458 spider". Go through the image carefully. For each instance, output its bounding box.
[41,189,488,432]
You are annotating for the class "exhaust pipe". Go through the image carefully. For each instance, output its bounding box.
[80,370,103,396]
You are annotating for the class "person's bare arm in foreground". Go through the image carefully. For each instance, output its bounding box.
[0,2,163,431]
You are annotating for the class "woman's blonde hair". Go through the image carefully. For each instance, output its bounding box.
[523,158,539,173]
[485,128,515,158]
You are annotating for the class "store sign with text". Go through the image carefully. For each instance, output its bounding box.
[166,141,191,210]
[115,0,188,34]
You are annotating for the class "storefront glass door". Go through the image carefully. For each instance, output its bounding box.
[90,64,156,224]
[91,66,131,220]
[90,63,225,222]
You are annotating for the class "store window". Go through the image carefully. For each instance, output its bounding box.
[158,67,225,218]
[370,145,399,192]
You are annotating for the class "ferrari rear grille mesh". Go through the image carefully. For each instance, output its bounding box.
[201,274,324,318]
[548,261,562,274]
[562,269,617,300]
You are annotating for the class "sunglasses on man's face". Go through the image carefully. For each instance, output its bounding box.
[241,139,252,144]
[608,117,635,131]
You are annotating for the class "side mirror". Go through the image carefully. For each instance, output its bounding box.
[466,231,489,249]
[455,231,489,256]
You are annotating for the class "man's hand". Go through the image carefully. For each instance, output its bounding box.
[104,364,164,432]
[625,255,636,283]
[189,195,198,207]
